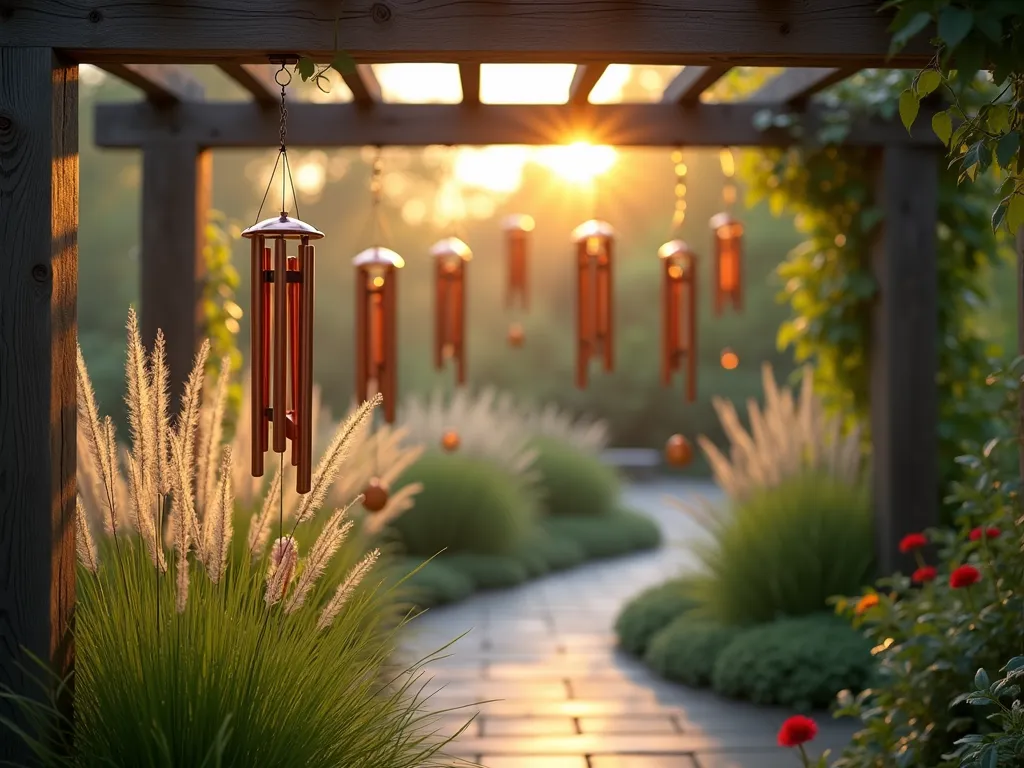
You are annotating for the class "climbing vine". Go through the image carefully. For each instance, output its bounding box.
[202,210,244,432]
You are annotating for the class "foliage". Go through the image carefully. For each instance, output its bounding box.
[541,508,661,560]
[679,473,873,626]
[887,1,1024,232]
[440,553,530,591]
[950,657,1024,767]
[389,451,538,557]
[202,211,244,435]
[832,360,1024,768]
[644,618,741,688]
[511,527,586,573]
[710,614,874,711]
[614,578,702,657]
[531,436,621,517]
[391,556,477,609]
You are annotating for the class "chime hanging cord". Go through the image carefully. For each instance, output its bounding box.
[671,147,686,238]
[720,147,735,214]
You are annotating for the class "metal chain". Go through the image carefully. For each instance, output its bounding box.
[720,147,736,211]
[275,64,291,152]
[671,148,687,234]
[370,147,383,243]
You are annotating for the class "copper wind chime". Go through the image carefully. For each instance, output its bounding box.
[432,236,472,385]
[354,150,405,424]
[710,148,744,315]
[659,151,699,403]
[502,214,534,348]
[242,61,321,494]
[572,173,615,389]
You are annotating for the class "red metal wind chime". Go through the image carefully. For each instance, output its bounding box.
[502,214,534,348]
[432,236,472,385]
[710,148,744,315]
[243,61,321,494]
[572,219,615,389]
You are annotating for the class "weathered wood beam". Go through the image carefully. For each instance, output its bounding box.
[141,141,212,407]
[661,65,731,105]
[0,47,77,764]
[94,63,204,105]
[94,102,937,149]
[869,145,939,575]
[218,63,279,107]
[342,64,382,107]
[568,64,610,106]
[746,67,858,106]
[459,63,481,105]
[0,1,932,67]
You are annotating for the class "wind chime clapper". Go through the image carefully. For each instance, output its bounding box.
[711,147,744,315]
[502,214,535,310]
[658,240,698,403]
[431,237,472,385]
[353,247,405,424]
[571,219,615,390]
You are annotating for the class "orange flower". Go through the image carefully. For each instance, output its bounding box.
[855,594,879,614]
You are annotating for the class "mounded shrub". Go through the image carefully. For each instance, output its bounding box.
[710,614,874,710]
[544,508,661,560]
[644,617,741,688]
[389,451,537,557]
[614,578,700,657]
[531,436,621,517]
[442,553,530,590]
[525,530,587,572]
[392,556,475,608]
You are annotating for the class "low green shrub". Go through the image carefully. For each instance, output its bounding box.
[516,528,587,572]
[644,618,740,688]
[543,508,661,560]
[689,472,874,626]
[389,451,537,557]
[443,553,530,590]
[614,578,701,657]
[711,614,874,710]
[531,436,621,517]
[392,556,475,608]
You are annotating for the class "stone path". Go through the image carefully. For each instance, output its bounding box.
[399,480,857,767]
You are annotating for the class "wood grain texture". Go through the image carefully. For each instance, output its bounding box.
[94,63,204,104]
[568,64,609,106]
[0,1,932,66]
[94,102,937,149]
[869,145,939,574]
[0,47,78,763]
[660,65,731,104]
[745,66,857,105]
[140,141,210,408]
[459,63,480,105]
[218,63,278,106]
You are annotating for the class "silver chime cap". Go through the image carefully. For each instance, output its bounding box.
[353,246,405,269]
[572,219,615,243]
[502,213,536,233]
[709,212,742,233]
[430,236,473,262]
[658,239,696,261]
[242,213,325,240]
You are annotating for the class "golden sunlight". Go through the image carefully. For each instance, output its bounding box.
[535,142,617,185]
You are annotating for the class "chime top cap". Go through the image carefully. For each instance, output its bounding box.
[353,246,405,269]
[430,237,473,261]
[572,219,614,243]
[658,239,696,261]
[502,214,536,232]
[242,213,325,241]
[709,212,743,234]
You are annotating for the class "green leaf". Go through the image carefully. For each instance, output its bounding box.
[296,57,316,81]
[980,745,998,768]
[915,70,942,97]
[937,6,974,49]
[931,111,953,146]
[899,90,920,131]
[992,200,1008,231]
[1001,657,1024,674]
[987,104,1011,133]
[331,52,357,75]
[995,132,1020,170]
[890,11,932,54]
[974,12,1004,43]
[1008,194,1024,234]
[974,668,990,690]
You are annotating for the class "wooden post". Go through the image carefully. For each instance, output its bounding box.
[140,140,211,406]
[0,48,78,761]
[869,145,939,574]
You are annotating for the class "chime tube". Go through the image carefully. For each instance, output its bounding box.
[272,237,288,453]
[600,239,614,372]
[250,237,265,476]
[287,254,301,467]
[297,243,315,494]
[260,246,272,452]
[434,261,447,369]
[661,269,679,387]
[454,261,466,385]
[686,262,698,402]
[575,243,591,389]
[382,268,398,424]
[354,268,369,402]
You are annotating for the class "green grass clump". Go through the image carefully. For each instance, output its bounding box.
[442,553,530,590]
[531,436,621,517]
[543,508,661,559]
[710,614,874,710]
[689,473,874,625]
[614,578,701,657]
[512,527,586,572]
[391,556,475,608]
[389,451,537,557]
[644,618,740,687]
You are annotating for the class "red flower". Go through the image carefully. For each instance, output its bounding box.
[969,527,1001,542]
[777,715,818,748]
[899,533,928,553]
[950,564,981,589]
[912,566,938,584]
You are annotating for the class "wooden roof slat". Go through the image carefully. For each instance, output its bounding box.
[746,67,858,105]
[568,64,610,106]
[460,63,481,105]
[217,63,279,107]
[342,64,383,107]
[95,63,204,105]
[661,65,731,104]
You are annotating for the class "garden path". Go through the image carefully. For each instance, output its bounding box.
[399,479,858,768]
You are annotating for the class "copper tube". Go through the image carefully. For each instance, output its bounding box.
[454,261,466,385]
[382,265,399,423]
[287,254,300,467]
[601,238,614,372]
[297,243,315,494]
[434,260,447,370]
[575,242,590,389]
[355,267,368,403]
[520,234,529,310]
[686,257,698,402]
[660,263,675,387]
[370,290,384,371]
[260,245,272,453]
[272,237,288,454]
[250,237,265,476]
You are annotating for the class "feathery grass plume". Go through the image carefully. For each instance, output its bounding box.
[327,421,424,511]
[197,356,232,516]
[150,329,172,496]
[76,345,119,535]
[317,549,380,631]
[294,395,381,524]
[230,375,262,507]
[126,453,165,571]
[362,482,423,537]
[124,307,156,509]
[167,432,194,612]
[75,494,99,574]
[285,501,358,614]
[247,465,283,558]
[205,446,234,585]
[175,338,212,500]
[76,416,106,530]
[265,536,299,606]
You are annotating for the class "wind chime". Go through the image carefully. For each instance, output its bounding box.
[502,213,535,348]
[242,60,322,494]
[432,236,472,385]
[659,151,699,403]
[353,149,405,425]
[710,147,744,315]
[572,171,615,389]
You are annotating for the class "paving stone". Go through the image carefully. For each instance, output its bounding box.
[590,757,700,768]
[451,734,716,755]
[578,715,680,734]
[480,757,588,768]
[428,697,683,717]
[569,680,661,700]
[482,717,577,736]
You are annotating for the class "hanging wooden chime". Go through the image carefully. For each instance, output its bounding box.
[710,148,744,315]
[353,247,405,424]
[571,219,615,389]
[658,240,698,402]
[502,214,535,310]
[432,237,472,385]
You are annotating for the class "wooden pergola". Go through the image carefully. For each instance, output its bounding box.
[0,1,938,752]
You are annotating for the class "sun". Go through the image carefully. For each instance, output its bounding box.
[535,141,617,185]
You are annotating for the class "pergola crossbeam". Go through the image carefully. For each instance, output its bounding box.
[95,63,204,104]
[217,63,279,106]
[460,63,481,105]
[568,64,610,105]
[661,65,731,104]
[746,67,858,105]
[342,64,382,106]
